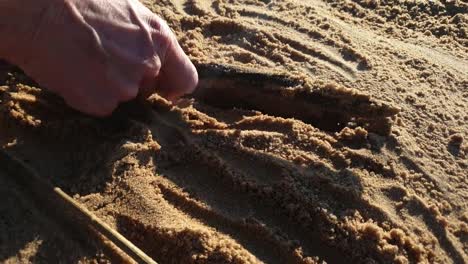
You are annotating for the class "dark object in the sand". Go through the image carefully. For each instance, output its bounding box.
[193,62,399,135]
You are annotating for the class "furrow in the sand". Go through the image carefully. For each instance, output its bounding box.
[193,73,397,134]
[402,195,467,264]
[169,101,449,262]
[233,8,364,72]
[187,130,393,251]
[174,0,364,79]
[155,145,349,263]
[343,148,398,178]
[203,18,356,80]
[116,213,261,263]
[156,183,311,264]
[210,1,370,69]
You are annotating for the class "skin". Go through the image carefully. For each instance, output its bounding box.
[0,0,198,116]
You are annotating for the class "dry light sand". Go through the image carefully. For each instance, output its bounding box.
[1,0,467,263]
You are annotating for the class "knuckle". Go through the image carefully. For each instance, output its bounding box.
[117,84,139,102]
[68,93,117,117]
[148,15,170,33]
[150,22,175,60]
[142,55,162,74]
[106,70,139,103]
[94,100,117,117]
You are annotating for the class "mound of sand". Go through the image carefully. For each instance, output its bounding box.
[1,0,467,263]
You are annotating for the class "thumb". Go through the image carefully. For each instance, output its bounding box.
[155,32,198,101]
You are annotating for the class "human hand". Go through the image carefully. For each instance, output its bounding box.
[1,0,198,116]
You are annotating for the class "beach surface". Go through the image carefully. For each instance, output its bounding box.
[1,0,467,263]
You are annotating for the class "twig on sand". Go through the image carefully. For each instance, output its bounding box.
[0,149,157,264]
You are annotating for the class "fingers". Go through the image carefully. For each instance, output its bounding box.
[139,67,158,99]
[151,28,198,101]
[33,0,198,117]
[112,72,140,103]
[62,70,138,117]
[63,87,119,117]
[64,7,198,114]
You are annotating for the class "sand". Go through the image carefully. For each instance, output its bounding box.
[0,0,467,263]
